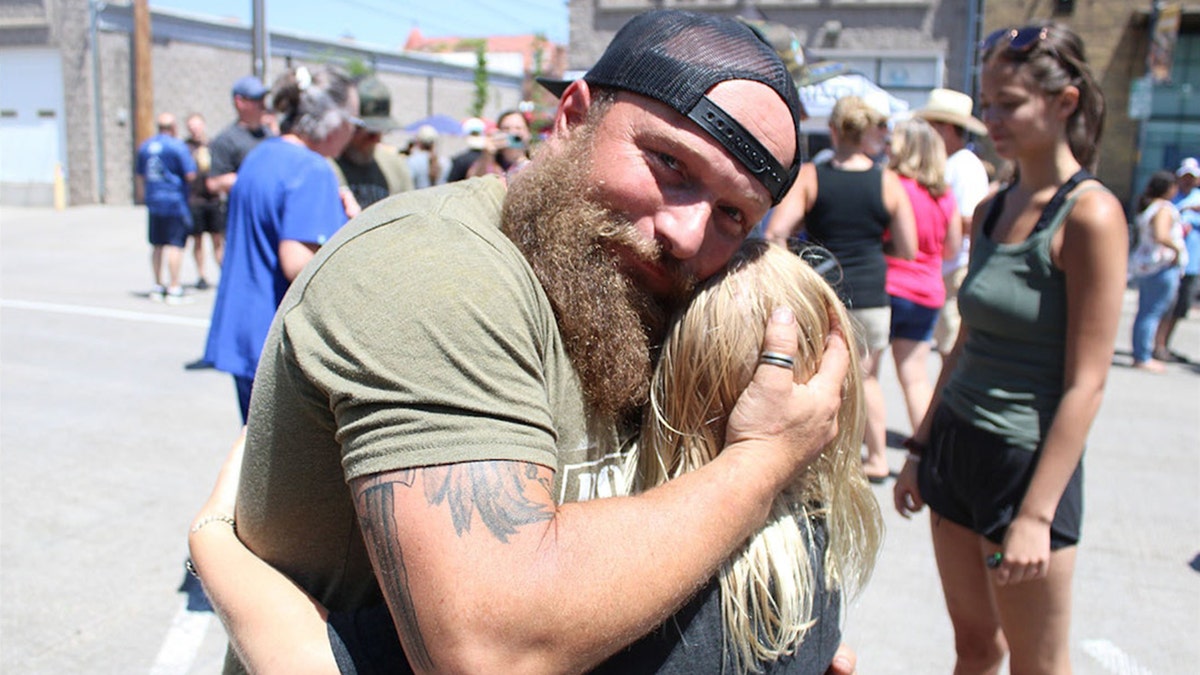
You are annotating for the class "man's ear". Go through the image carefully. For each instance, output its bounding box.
[552,80,593,138]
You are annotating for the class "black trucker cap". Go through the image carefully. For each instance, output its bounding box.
[538,10,802,204]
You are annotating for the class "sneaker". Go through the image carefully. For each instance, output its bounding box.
[149,285,167,302]
[195,278,210,291]
[164,286,191,305]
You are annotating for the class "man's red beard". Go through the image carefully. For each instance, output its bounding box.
[501,126,694,423]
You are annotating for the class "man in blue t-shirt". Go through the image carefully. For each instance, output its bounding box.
[136,113,197,304]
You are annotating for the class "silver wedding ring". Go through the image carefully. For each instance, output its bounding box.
[758,351,796,370]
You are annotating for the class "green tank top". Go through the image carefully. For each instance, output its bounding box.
[941,186,1107,451]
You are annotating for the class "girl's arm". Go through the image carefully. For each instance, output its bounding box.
[764,163,817,247]
[1149,201,1183,263]
[893,194,987,517]
[882,169,917,260]
[996,188,1127,586]
[188,433,340,675]
[942,203,964,262]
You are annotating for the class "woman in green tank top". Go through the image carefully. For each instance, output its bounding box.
[892,22,1128,675]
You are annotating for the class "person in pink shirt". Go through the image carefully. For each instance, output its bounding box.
[885,118,962,430]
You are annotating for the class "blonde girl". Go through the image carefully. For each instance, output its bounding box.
[640,240,883,673]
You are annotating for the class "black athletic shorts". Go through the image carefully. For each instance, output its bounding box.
[190,201,226,235]
[918,404,1082,550]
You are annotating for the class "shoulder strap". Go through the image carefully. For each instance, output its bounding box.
[1043,184,1109,236]
[1032,169,1095,235]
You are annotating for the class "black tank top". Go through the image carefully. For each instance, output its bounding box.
[807,163,891,308]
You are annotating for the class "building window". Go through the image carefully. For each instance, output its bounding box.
[1136,31,1200,196]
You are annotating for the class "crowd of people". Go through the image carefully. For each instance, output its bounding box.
[119,8,1195,674]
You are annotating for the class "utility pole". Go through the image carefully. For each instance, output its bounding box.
[132,0,153,148]
[252,0,269,82]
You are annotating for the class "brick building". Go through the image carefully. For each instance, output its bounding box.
[982,0,1200,206]
[0,0,537,207]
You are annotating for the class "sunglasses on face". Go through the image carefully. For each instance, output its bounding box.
[980,25,1051,56]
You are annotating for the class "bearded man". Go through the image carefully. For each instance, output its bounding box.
[204,10,851,674]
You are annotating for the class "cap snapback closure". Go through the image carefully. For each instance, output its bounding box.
[686,96,793,204]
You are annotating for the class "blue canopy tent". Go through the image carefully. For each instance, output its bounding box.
[404,114,463,136]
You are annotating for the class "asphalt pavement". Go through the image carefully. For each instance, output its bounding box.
[1,205,1197,674]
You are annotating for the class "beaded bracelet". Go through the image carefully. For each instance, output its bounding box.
[186,514,235,578]
[190,513,236,534]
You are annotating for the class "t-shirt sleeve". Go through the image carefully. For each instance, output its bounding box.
[949,154,990,218]
[209,133,238,176]
[279,157,347,245]
[280,215,563,480]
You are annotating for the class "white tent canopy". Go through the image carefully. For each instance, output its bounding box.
[799,72,909,133]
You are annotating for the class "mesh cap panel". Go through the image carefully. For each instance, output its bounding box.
[540,10,802,203]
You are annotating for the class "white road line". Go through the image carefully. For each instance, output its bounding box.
[1082,639,1153,675]
[148,596,212,675]
[0,299,209,328]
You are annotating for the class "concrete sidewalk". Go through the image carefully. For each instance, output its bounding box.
[1,205,1197,674]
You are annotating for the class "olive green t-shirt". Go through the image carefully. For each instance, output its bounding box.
[233,177,632,626]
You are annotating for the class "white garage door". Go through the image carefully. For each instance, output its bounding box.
[0,48,67,206]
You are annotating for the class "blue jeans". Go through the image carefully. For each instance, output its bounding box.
[1132,266,1180,363]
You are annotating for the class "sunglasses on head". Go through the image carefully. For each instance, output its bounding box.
[980,25,1051,55]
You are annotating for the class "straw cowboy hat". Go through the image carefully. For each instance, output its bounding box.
[913,88,987,136]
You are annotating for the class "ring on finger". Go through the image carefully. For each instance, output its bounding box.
[759,351,796,370]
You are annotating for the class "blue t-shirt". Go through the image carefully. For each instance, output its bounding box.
[136,133,196,219]
[1173,187,1200,275]
[204,138,347,380]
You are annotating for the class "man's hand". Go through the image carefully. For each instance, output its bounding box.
[724,307,849,482]
[340,187,362,219]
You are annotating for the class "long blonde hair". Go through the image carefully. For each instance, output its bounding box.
[638,240,883,673]
[888,117,948,197]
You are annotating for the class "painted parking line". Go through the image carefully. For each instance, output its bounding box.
[148,596,212,675]
[1082,639,1153,675]
[0,298,208,328]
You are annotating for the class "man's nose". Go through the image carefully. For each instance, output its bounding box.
[654,202,712,261]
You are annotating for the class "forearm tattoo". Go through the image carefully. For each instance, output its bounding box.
[358,471,434,672]
[356,462,553,669]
